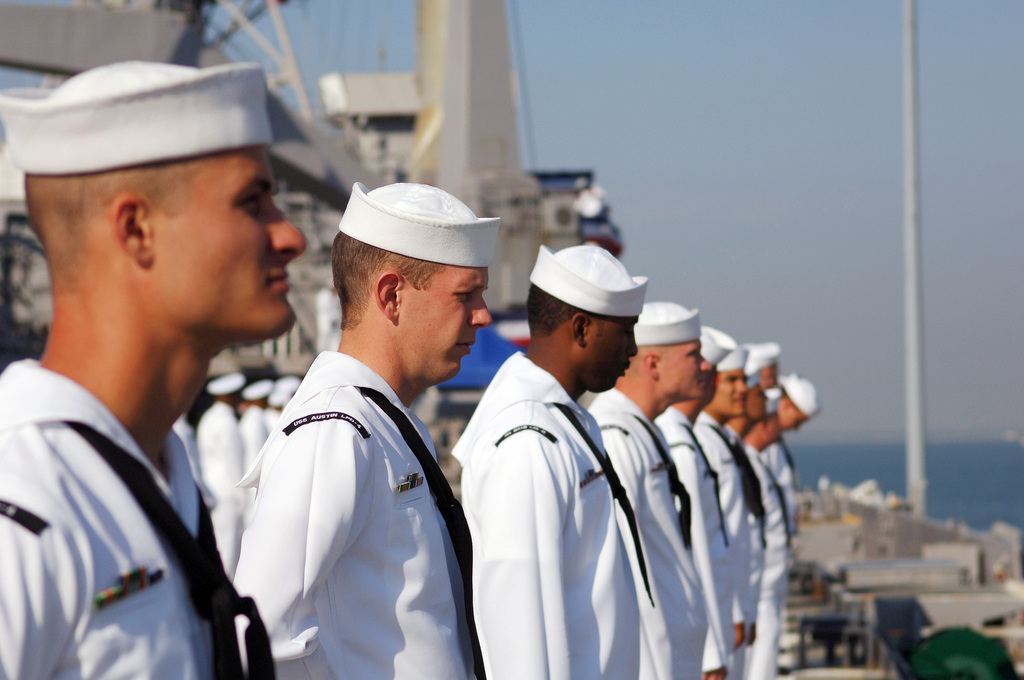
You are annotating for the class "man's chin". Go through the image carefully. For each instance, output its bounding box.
[433,357,464,387]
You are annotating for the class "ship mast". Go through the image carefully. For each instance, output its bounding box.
[903,0,927,516]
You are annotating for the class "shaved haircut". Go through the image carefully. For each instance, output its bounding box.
[526,284,584,338]
[25,159,193,281]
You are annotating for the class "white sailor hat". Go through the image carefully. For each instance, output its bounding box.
[634,301,700,346]
[0,61,271,175]
[764,387,782,415]
[241,379,274,402]
[717,343,749,373]
[338,182,500,267]
[700,326,738,367]
[268,375,301,408]
[779,373,822,419]
[529,244,647,317]
[745,342,781,376]
[207,372,245,396]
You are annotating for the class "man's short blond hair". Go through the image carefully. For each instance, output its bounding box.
[331,231,444,330]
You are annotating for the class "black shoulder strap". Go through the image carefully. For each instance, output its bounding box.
[0,499,48,535]
[677,423,729,547]
[708,424,767,548]
[65,422,274,680]
[755,452,792,548]
[356,387,486,680]
[630,415,692,550]
[551,402,653,606]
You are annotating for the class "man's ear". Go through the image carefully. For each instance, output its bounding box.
[374,270,403,325]
[643,350,660,379]
[110,192,155,269]
[571,312,591,348]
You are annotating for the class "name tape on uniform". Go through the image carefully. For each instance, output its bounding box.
[284,411,371,438]
[495,424,557,447]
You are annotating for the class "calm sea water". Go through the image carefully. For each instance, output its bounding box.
[789,441,1024,532]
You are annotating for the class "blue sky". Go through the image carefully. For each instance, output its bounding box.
[225,0,1024,443]
[2,1,1022,443]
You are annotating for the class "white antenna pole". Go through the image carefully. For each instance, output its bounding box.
[903,0,927,516]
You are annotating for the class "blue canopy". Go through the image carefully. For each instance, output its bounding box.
[440,325,521,389]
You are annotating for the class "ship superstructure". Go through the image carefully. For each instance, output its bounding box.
[0,0,625,373]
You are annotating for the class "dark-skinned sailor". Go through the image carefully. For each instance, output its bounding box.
[454,244,647,680]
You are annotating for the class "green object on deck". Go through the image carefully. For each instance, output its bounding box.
[909,627,1018,680]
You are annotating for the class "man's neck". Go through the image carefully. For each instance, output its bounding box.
[338,330,425,407]
[42,313,211,475]
[616,379,666,422]
[527,341,584,402]
[671,400,700,424]
[702,404,730,426]
[727,415,752,438]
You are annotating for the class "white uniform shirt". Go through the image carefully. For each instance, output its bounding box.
[453,353,640,680]
[238,405,269,475]
[750,448,787,600]
[237,405,269,527]
[233,351,471,680]
[0,360,213,680]
[745,448,792,680]
[656,407,731,673]
[765,440,799,536]
[589,389,707,680]
[195,400,246,576]
[737,440,766,618]
[693,414,757,628]
[263,407,282,434]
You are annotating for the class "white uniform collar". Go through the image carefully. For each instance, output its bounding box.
[695,410,724,433]
[592,388,647,424]
[0,359,192,505]
[0,360,150,460]
[238,351,419,491]
[665,405,694,428]
[285,351,408,417]
[452,352,581,464]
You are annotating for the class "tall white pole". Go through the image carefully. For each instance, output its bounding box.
[903,0,927,516]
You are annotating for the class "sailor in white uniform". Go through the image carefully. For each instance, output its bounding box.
[234,182,498,680]
[746,343,801,538]
[236,379,273,527]
[264,375,302,433]
[239,380,273,469]
[741,387,790,680]
[588,302,709,680]
[775,373,822,529]
[694,333,763,679]
[454,244,647,680]
[196,372,248,577]
[656,327,736,680]
[0,60,305,679]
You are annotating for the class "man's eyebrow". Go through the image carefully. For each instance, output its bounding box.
[240,175,275,196]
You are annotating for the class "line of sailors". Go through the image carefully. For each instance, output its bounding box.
[189,187,823,679]
[182,374,301,577]
[0,59,825,680]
